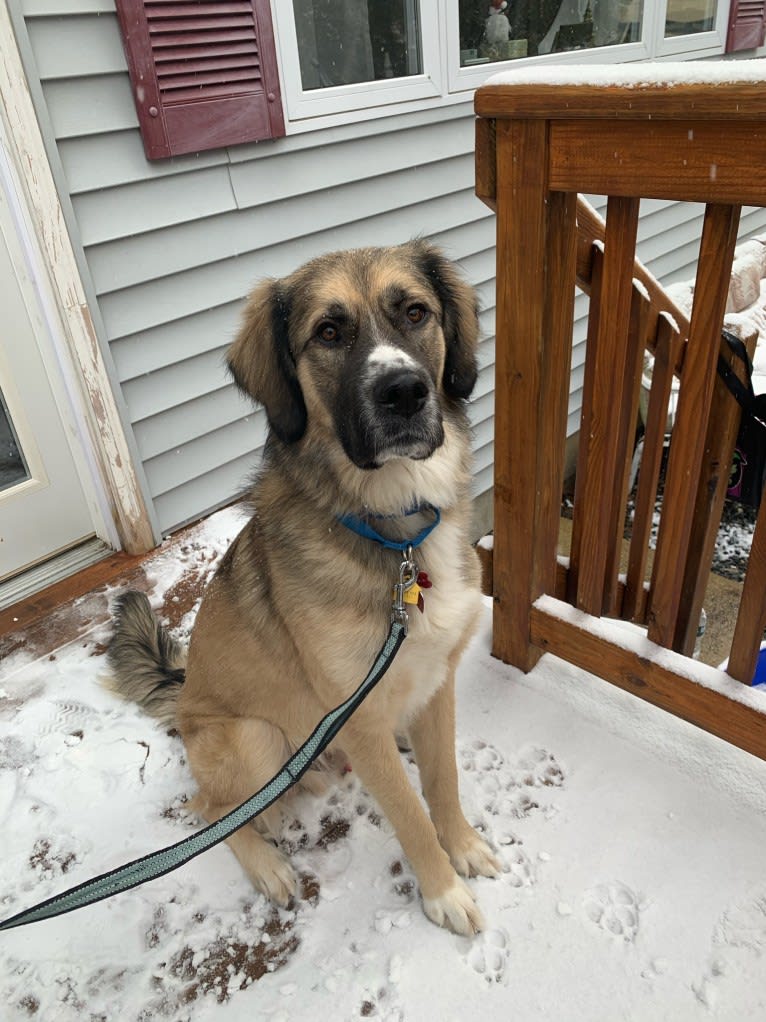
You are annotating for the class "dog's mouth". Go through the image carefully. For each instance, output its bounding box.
[341,419,445,470]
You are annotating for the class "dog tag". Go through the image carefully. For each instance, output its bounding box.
[403,583,426,613]
[416,571,432,589]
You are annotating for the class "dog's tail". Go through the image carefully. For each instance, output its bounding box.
[107,590,186,728]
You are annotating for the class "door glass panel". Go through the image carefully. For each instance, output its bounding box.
[665,0,717,36]
[293,0,422,89]
[0,386,30,492]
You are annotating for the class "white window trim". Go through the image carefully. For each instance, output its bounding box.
[656,0,729,57]
[447,0,732,93]
[273,0,735,133]
[272,0,443,122]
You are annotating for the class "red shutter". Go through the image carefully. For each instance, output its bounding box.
[726,0,766,51]
[115,0,285,161]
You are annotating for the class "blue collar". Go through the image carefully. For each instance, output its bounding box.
[337,503,441,552]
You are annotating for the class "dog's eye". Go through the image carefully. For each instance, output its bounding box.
[406,304,427,325]
[317,322,340,345]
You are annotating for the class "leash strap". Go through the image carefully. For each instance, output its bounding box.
[0,620,407,932]
[718,328,766,431]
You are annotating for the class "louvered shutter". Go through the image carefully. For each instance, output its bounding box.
[726,0,766,51]
[115,0,285,160]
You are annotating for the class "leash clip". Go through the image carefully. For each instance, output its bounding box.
[391,545,417,636]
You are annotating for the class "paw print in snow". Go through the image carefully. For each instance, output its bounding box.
[715,891,766,954]
[502,845,535,889]
[483,789,540,820]
[517,747,565,788]
[460,740,504,774]
[466,928,510,984]
[583,881,641,943]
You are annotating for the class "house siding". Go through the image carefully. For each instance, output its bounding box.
[12,0,766,537]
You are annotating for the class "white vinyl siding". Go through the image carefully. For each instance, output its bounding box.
[15,2,495,533]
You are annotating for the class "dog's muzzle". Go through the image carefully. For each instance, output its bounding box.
[339,363,444,470]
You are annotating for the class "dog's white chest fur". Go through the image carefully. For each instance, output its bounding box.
[387,519,482,726]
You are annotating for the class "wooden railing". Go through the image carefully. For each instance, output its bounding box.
[475,69,766,760]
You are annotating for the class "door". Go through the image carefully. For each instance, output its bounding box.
[0,165,98,589]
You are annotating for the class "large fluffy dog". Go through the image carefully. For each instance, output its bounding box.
[108,241,499,935]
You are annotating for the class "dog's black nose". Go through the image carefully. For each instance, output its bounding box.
[374,371,430,419]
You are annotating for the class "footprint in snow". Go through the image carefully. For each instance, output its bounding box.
[459,739,504,773]
[714,890,766,953]
[502,844,535,888]
[38,699,97,737]
[516,747,565,788]
[694,890,766,1008]
[466,928,510,984]
[583,881,641,943]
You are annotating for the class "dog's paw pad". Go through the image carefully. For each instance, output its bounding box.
[583,881,641,942]
[466,928,510,983]
[423,878,484,936]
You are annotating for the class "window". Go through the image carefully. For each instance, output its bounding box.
[450,1,754,93]
[665,0,717,36]
[115,0,285,160]
[292,0,423,89]
[458,1,643,67]
[273,0,441,121]
[117,1,764,148]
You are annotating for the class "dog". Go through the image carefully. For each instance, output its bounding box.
[108,241,499,935]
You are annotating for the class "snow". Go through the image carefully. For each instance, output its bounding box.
[535,594,766,711]
[3,507,766,1020]
[485,58,766,89]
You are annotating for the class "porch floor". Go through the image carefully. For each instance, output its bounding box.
[2,504,766,1020]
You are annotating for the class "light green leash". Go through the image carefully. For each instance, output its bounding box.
[0,617,408,931]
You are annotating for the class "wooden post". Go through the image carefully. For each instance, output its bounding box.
[491,118,577,669]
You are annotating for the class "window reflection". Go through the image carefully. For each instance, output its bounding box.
[459,0,643,65]
[665,0,717,37]
[293,0,422,90]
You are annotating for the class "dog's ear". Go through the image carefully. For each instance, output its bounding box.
[415,243,479,400]
[227,279,307,444]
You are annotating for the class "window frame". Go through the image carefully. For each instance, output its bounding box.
[447,0,734,95]
[272,0,754,134]
[655,0,730,57]
[272,0,443,122]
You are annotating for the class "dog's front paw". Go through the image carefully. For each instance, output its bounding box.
[251,841,298,908]
[423,877,484,936]
[442,825,501,879]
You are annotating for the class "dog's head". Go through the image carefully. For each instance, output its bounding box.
[227,241,479,470]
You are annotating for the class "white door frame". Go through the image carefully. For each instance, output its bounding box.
[0,3,155,557]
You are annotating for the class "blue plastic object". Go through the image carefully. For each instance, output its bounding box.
[753,646,766,686]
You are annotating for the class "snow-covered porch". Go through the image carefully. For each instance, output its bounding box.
[2,58,766,1022]
[1,505,766,1019]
